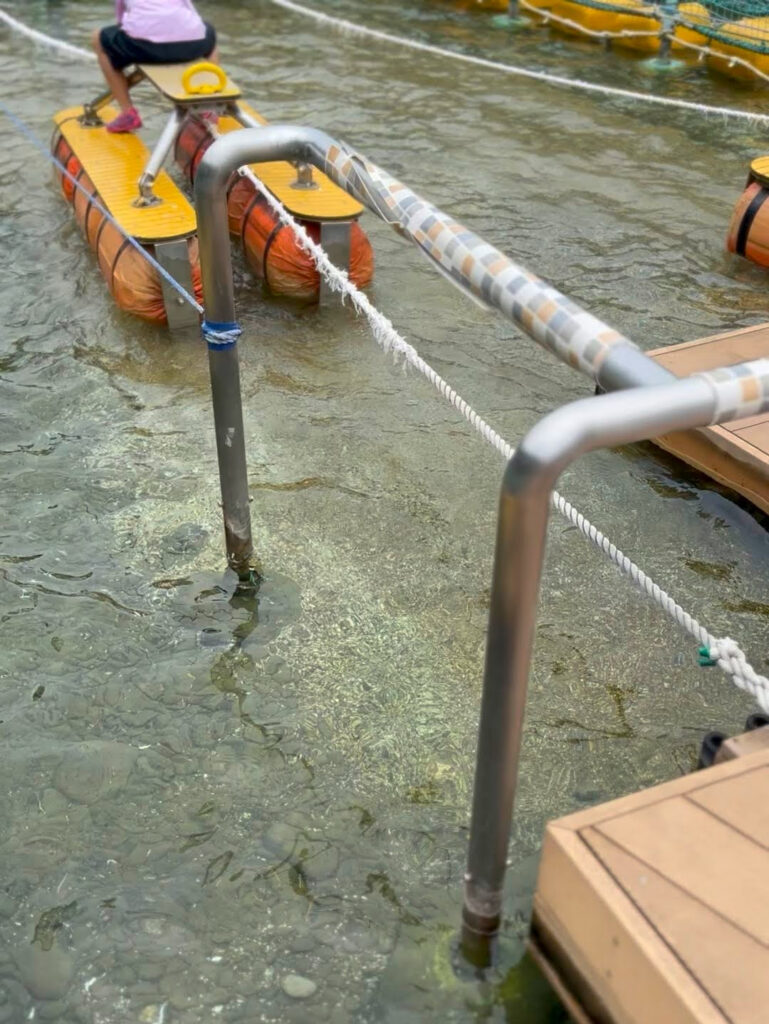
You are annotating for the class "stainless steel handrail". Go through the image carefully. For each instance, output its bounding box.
[460,364,769,967]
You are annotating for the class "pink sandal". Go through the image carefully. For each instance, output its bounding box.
[106,107,143,134]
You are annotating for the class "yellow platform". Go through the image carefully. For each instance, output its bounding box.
[749,155,769,188]
[54,107,196,243]
[648,323,769,515]
[138,62,241,104]
[220,102,365,222]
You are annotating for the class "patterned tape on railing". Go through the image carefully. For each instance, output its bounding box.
[322,144,633,380]
[698,358,769,424]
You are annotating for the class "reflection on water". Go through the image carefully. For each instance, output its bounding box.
[0,0,768,1019]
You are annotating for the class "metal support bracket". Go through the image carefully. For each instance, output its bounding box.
[155,240,199,331]
[290,163,319,190]
[319,221,352,304]
[134,107,187,207]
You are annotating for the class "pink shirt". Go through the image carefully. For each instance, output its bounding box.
[115,0,206,43]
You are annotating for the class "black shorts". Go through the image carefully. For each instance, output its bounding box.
[99,22,216,71]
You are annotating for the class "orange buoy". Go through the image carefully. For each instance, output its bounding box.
[229,175,374,301]
[174,118,374,301]
[726,159,769,269]
[52,135,203,324]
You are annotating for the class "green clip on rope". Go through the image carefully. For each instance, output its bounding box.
[699,645,718,667]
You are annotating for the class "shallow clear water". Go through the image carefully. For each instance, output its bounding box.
[1,0,768,1020]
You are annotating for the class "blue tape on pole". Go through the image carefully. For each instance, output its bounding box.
[202,320,242,350]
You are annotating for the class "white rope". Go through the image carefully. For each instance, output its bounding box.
[520,0,664,41]
[1,7,765,710]
[265,0,769,126]
[0,8,94,61]
[672,31,769,87]
[229,152,769,712]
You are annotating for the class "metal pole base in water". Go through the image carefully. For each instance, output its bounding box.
[641,55,688,74]
[206,331,259,584]
[641,32,687,74]
[490,15,530,29]
[491,0,529,29]
[461,901,500,970]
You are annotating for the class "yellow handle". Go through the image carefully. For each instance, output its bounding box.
[182,62,227,96]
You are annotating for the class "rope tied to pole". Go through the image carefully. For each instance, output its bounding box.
[202,320,242,349]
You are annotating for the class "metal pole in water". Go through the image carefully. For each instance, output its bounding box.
[194,127,341,578]
[195,148,254,580]
[460,365,769,966]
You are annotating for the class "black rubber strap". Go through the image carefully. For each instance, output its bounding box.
[736,186,769,257]
[240,190,263,250]
[109,236,133,290]
[225,173,241,203]
[261,221,283,282]
[187,131,212,186]
[83,176,96,236]
[94,192,111,251]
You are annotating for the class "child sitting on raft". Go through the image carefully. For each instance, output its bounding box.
[93,0,219,133]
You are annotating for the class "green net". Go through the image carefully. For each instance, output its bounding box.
[676,0,769,52]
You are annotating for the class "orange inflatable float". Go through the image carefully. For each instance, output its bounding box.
[174,117,374,302]
[727,157,769,268]
[52,135,203,324]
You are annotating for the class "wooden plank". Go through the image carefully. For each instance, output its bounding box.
[533,826,723,1024]
[541,745,769,834]
[650,323,769,373]
[138,62,241,103]
[690,763,769,846]
[585,827,769,1024]
[54,106,195,243]
[647,324,769,514]
[591,796,769,944]
[219,102,365,222]
[730,411,769,433]
[527,936,597,1024]
[734,420,769,450]
[533,750,769,1024]
[652,425,769,514]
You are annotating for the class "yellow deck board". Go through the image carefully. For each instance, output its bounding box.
[648,323,769,514]
[139,62,241,103]
[220,102,364,221]
[54,106,195,243]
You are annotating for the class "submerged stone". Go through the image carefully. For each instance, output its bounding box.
[15,944,75,1001]
[53,741,138,804]
[281,974,317,999]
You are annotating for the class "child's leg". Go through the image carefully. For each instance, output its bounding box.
[203,23,219,65]
[91,28,132,112]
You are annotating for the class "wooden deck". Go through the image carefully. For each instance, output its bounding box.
[648,324,769,514]
[530,730,769,1024]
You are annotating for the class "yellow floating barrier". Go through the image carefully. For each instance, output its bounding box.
[447,0,769,84]
[547,0,661,53]
[708,16,769,79]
